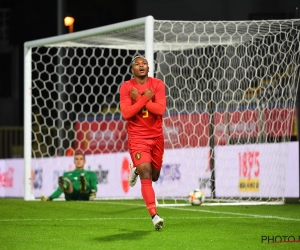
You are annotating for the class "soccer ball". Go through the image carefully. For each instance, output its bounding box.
[188,189,205,206]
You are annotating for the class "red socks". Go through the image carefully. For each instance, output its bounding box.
[141,179,157,216]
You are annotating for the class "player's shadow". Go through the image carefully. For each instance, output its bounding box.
[94,229,154,242]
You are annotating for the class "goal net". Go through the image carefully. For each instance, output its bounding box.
[24,16,299,205]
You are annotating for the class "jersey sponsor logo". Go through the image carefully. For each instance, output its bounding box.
[135,152,141,160]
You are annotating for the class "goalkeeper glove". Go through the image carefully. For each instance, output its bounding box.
[89,192,96,201]
[40,195,51,201]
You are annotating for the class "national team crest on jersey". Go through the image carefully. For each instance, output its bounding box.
[135,152,141,160]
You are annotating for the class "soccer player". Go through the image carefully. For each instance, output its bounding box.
[41,151,98,201]
[120,55,166,230]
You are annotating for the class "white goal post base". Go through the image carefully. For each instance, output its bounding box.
[24,16,299,205]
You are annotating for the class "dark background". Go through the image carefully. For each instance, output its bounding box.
[0,0,299,126]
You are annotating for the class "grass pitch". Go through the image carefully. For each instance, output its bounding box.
[0,199,299,250]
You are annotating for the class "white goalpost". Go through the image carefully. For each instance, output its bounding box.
[24,15,299,205]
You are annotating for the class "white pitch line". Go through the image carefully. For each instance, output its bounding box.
[0,217,252,222]
[98,201,300,222]
[161,206,300,222]
[0,218,147,222]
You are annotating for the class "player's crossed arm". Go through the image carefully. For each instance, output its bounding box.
[120,87,153,119]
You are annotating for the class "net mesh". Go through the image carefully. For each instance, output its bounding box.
[28,18,300,204]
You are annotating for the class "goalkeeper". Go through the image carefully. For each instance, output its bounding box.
[41,152,98,201]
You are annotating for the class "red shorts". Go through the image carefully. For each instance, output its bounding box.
[128,135,164,170]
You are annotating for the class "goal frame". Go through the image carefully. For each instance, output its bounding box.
[23,16,155,200]
[23,15,298,204]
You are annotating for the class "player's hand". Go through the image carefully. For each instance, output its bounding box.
[143,88,154,100]
[89,192,96,201]
[41,195,50,201]
[130,87,140,100]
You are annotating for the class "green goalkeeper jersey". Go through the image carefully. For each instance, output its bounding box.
[50,169,98,200]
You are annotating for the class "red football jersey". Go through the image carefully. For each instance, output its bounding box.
[120,77,166,139]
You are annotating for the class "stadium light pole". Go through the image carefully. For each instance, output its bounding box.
[57,0,64,35]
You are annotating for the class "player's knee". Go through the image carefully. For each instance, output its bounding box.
[152,176,159,182]
[151,168,161,182]
[152,174,160,182]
